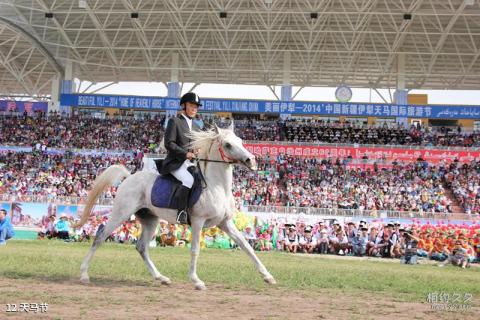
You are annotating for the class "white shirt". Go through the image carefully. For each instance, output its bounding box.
[242,230,256,240]
[181,114,193,131]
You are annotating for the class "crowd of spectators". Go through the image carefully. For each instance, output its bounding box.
[445,161,480,215]
[45,209,478,268]
[2,148,480,214]
[233,118,480,147]
[2,114,480,149]
[37,212,141,243]
[243,219,479,267]
[0,113,165,152]
[2,113,480,214]
[281,119,480,147]
[233,156,480,214]
[0,150,142,199]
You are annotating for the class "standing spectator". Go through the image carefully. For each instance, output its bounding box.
[0,209,14,245]
[400,230,420,265]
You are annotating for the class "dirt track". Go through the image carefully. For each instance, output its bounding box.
[1,278,478,320]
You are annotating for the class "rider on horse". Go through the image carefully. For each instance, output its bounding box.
[158,92,202,224]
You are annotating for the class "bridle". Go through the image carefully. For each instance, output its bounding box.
[195,139,238,165]
[191,138,238,189]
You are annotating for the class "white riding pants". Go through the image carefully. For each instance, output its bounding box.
[171,159,195,188]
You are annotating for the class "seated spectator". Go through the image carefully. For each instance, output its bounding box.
[328,221,341,253]
[160,224,177,247]
[430,238,449,262]
[316,222,329,254]
[299,225,317,253]
[352,226,369,256]
[0,209,14,245]
[440,240,469,268]
[38,215,56,239]
[377,231,392,258]
[417,233,433,257]
[333,229,349,255]
[55,213,70,240]
[284,225,300,253]
[176,224,190,247]
[257,226,273,251]
[242,225,257,248]
[367,226,380,256]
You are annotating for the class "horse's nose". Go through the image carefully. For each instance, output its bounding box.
[244,156,257,170]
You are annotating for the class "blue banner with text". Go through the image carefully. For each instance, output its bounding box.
[60,93,480,119]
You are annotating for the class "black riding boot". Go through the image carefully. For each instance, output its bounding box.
[176,185,191,224]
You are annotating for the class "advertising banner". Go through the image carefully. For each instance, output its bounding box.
[61,93,480,119]
[244,143,480,163]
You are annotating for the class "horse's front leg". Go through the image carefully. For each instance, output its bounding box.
[218,219,276,285]
[189,217,206,290]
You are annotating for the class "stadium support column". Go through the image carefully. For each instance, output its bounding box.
[60,60,75,116]
[280,51,292,120]
[49,76,61,114]
[394,53,408,127]
[165,52,180,127]
[280,85,292,120]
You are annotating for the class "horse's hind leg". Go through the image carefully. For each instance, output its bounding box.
[80,205,136,284]
[136,211,171,285]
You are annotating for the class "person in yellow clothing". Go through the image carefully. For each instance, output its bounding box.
[417,233,433,257]
[430,238,448,261]
[129,221,142,243]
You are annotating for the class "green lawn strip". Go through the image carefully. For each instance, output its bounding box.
[1,240,478,304]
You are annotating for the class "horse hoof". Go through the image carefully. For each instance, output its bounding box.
[195,282,206,290]
[80,276,90,284]
[264,277,276,285]
[159,278,172,285]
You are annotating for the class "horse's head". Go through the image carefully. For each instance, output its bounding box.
[213,121,257,171]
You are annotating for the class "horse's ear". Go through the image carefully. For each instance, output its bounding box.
[213,123,220,134]
[228,119,235,131]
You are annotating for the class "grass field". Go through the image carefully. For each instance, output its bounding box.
[0,240,479,319]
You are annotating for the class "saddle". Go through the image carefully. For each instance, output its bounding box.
[151,159,203,211]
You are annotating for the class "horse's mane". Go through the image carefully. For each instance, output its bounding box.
[188,129,221,154]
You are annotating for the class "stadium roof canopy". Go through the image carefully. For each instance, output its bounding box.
[1,0,480,97]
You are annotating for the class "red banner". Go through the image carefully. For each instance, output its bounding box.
[244,143,480,163]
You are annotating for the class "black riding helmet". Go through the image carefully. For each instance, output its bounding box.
[180,92,202,108]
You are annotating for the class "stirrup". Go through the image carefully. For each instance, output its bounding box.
[176,210,188,224]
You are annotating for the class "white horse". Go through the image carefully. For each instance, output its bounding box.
[76,122,276,290]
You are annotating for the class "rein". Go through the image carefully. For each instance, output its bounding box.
[192,139,236,189]
[195,158,235,164]
[194,140,237,165]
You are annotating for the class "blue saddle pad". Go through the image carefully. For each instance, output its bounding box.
[151,174,202,209]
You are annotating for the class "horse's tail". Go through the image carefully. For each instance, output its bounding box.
[74,165,131,228]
